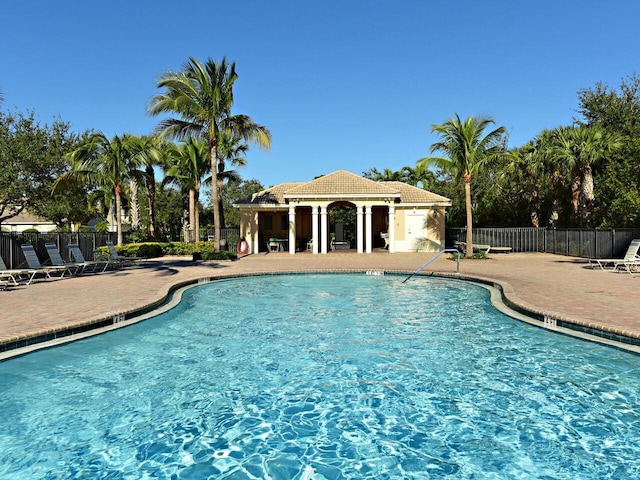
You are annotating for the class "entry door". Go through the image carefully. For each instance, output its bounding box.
[405,213,426,250]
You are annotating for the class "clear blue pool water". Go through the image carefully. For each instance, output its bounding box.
[1,274,640,479]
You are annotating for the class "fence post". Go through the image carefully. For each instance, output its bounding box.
[611,229,615,258]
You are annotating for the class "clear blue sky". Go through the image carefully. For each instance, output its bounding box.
[2,1,638,188]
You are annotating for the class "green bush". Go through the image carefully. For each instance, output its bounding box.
[94,221,109,233]
[195,241,237,260]
[203,250,237,260]
[96,242,164,259]
[95,241,237,260]
[122,242,165,258]
[449,251,487,260]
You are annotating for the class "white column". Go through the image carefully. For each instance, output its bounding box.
[320,205,328,254]
[388,206,395,253]
[288,206,296,254]
[356,206,364,253]
[365,206,373,253]
[311,206,319,254]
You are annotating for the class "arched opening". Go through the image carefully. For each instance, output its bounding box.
[328,201,356,250]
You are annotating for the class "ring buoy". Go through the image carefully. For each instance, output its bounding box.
[237,239,250,255]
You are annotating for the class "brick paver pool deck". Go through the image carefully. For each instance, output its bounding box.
[1,251,639,357]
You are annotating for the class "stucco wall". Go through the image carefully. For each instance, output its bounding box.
[392,207,445,252]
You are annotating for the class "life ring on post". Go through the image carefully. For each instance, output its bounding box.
[237,238,250,256]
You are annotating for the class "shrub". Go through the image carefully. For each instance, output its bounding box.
[195,241,236,260]
[122,242,164,258]
[165,242,197,256]
[449,251,487,260]
[202,250,237,261]
[95,241,237,261]
[94,221,109,233]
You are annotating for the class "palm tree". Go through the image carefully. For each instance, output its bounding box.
[54,133,133,245]
[148,57,271,250]
[418,114,507,257]
[400,165,435,189]
[118,134,147,233]
[88,184,116,227]
[216,131,248,229]
[124,134,165,238]
[503,134,550,227]
[552,125,620,225]
[163,138,210,243]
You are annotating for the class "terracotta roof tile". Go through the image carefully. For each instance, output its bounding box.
[234,170,451,207]
[285,170,398,197]
[243,182,305,205]
[381,181,451,205]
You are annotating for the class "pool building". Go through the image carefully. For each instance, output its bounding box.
[234,170,451,254]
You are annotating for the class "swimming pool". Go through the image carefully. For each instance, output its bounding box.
[1,274,639,479]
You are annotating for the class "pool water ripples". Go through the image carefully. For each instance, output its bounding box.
[1,274,640,479]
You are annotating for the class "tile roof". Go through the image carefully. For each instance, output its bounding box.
[3,209,53,224]
[284,170,399,197]
[243,182,305,205]
[234,170,451,207]
[380,181,451,205]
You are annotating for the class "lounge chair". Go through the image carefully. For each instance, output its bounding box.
[105,241,146,266]
[589,239,640,271]
[0,255,37,286]
[68,244,112,273]
[20,244,70,282]
[455,241,512,255]
[44,244,83,276]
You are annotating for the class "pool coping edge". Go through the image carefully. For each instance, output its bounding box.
[2,269,639,360]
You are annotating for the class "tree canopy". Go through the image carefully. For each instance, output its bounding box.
[149,57,271,250]
[0,110,87,228]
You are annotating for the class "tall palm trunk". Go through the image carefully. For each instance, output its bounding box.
[210,140,220,251]
[528,173,541,228]
[145,165,156,238]
[194,188,201,243]
[189,189,196,243]
[582,164,595,227]
[115,185,123,246]
[570,173,581,225]
[129,177,140,231]
[218,178,226,230]
[464,175,473,258]
[530,189,540,227]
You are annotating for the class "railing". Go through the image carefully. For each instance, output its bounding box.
[403,248,461,283]
[1,229,244,268]
[447,227,640,259]
[0,232,118,270]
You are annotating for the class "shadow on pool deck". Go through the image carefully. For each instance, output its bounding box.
[1,252,639,356]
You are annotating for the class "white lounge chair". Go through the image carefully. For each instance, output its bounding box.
[44,244,82,276]
[20,244,70,282]
[68,244,112,273]
[0,255,37,286]
[105,241,146,267]
[589,239,640,271]
[455,242,512,255]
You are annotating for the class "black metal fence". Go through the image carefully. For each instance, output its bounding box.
[0,229,243,269]
[0,232,119,270]
[447,227,640,258]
